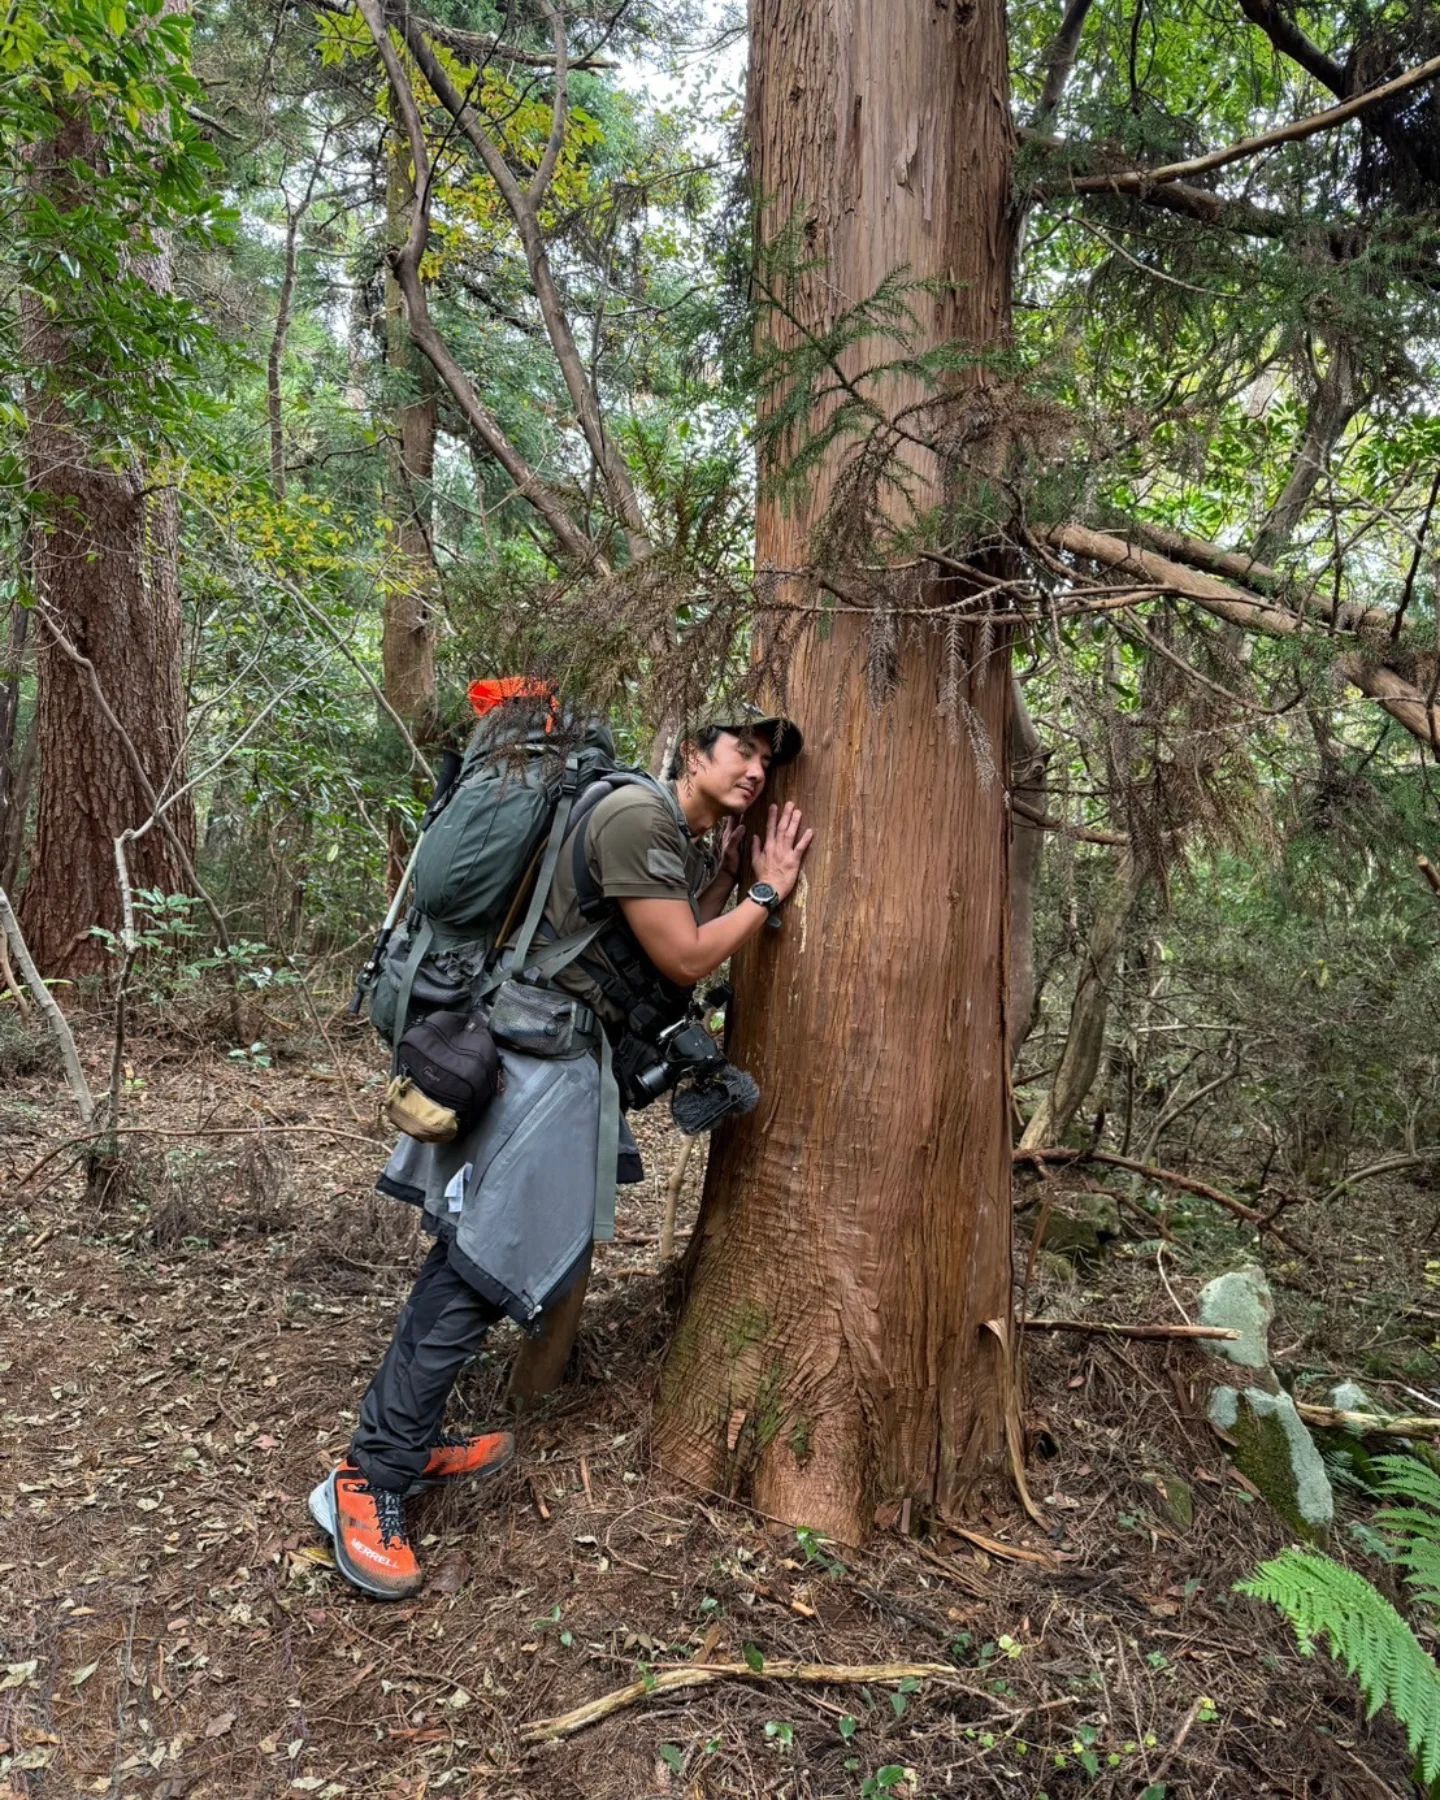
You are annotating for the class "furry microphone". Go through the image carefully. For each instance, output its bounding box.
[670,1065,761,1135]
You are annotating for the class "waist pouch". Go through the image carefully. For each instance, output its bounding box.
[386,1008,501,1144]
[487,978,597,1059]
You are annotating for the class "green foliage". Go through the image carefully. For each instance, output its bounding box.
[1241,1454,1440,1788]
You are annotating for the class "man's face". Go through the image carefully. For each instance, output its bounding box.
[692,730,772,815]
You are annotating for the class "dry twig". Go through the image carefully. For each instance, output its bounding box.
[519,1661,1011,1744]
[1021,1317,1239,1341]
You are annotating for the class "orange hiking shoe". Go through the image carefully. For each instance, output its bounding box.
[309,1462,423,1601]
[416,1430,515,1489]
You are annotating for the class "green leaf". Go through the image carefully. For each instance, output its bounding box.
[107,4,125,33]
[658,1743,684,1774]
[742,1643,764,1672]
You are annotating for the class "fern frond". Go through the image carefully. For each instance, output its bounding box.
[1239,1549,1440,1783]
[1375,1454,1440,1513]
[1374,1454,1440,1613]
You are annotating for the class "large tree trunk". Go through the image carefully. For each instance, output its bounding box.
[652,0,1017,1543]
[19,109,192,976]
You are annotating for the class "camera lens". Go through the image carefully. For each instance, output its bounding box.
[633,1062,672,1103]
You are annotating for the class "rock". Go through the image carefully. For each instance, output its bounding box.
[1139,1466,1194,1531]
[1328,1380,1376,1424]
[1199,1265,1333,1542]
[1036,1190,1121,1264]
[1196,1265,1273,1373]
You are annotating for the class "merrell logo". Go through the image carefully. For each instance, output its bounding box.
[353,1541,397,1566]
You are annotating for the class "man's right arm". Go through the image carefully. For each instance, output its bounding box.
[620,801,813,987]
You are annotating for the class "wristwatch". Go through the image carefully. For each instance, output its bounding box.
[746,881,781,915]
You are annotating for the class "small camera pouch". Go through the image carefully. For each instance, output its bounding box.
[385,1008,501,1143]
[487,978,595,1059]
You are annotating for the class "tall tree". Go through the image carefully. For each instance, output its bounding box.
[651,0,1018,1543]
[13,0,219,974]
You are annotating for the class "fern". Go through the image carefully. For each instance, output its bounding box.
[1376,1454,1440,1616]
[1239,1550,1440,1784]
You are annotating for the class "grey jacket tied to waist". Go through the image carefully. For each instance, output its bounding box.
[378,1036,616,1330]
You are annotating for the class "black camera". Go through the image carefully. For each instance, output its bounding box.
[612,1010,760,1135]
[614,1018,726,1109]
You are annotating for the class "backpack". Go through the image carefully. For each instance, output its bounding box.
[365,683,667,1061]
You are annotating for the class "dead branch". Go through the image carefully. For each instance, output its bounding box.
[1009,795,1129,847]
[1014,1145,1311,1253]
[0,881,95,1123]
[16,1119,383,1192]
[1418,855,1440,899]
[1021,1317,1240,1341]
[1319,1147,1440,1206]
[1295,1403,1440,1440]
[1041,522,1440,751]
[519,1661,1016,1744]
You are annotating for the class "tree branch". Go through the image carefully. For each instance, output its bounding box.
[354,0,601,571]
[1237,0,1345,98]
[1033,0,1098,125]
[1042,521,1440,747]
[1021,1316,1239,1341]
[520,1663,1019,1745]
[1014,1144,1309,1251]
[1056,51,1440,196]
[386,3,652,555]
[0,881,95,1122]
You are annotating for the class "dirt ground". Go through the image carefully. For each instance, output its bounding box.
[1,1009,1433,1798]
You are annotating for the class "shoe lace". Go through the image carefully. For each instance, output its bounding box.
[359,1480,410,1550]
[432,1432,470,1450]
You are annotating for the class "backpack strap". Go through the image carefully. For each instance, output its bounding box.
[593,1026,619,1242]
[498,753,583,981]
[570,772,684,923]
[390,915,435,1065]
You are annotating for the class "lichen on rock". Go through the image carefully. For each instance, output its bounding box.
[1197,1266,1274,1371]
[1199,1265,1333,1541]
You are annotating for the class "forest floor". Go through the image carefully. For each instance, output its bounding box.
[1,1005,1435,1799]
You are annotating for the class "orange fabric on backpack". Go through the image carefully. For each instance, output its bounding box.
[466,677,558,732]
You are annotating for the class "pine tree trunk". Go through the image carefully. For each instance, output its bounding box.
[18,106,193,977]
[652,0,1017,1543]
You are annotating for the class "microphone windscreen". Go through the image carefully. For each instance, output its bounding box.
[670,1066,760,1135]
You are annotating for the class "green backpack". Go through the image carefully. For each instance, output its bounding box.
[366,705,657,1057]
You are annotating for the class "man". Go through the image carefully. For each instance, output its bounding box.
[311,715,812,1599]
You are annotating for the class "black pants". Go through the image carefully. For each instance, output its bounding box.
[350,1238,503,1492]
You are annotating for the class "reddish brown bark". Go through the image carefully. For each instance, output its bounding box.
[19,108,193,977]
[652,0,1018,1542]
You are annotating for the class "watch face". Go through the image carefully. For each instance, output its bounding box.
[751,882,778,905]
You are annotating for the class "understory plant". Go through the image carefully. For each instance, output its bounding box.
[1240,1454,1440,1793]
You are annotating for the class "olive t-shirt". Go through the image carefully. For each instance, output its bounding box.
[540,783,715,1024]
